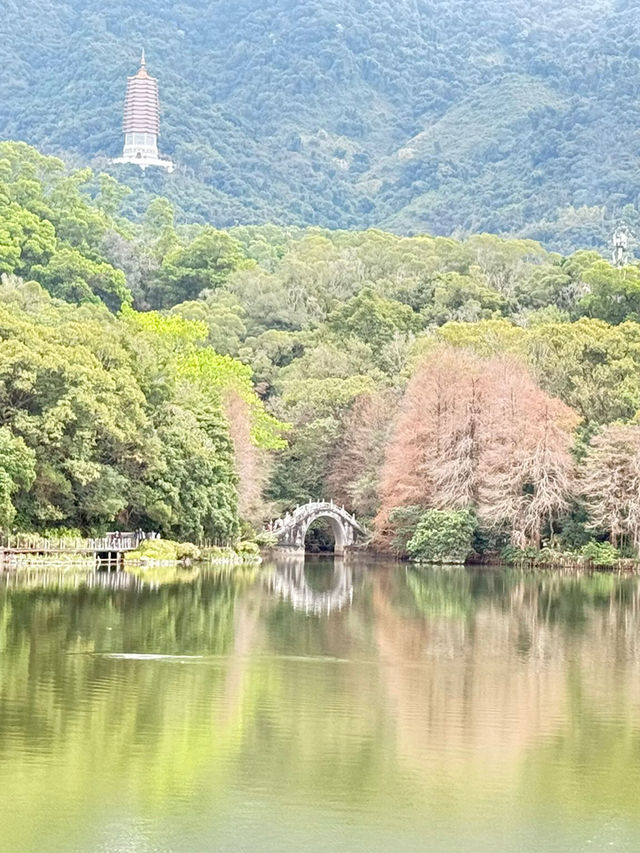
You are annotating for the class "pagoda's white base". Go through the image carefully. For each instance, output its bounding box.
[112,155,175,173]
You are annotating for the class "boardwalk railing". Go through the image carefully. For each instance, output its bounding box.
[0,531,151,555]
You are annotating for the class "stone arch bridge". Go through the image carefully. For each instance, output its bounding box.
[269,500,368,555]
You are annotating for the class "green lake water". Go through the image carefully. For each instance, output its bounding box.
[2,557,640,852]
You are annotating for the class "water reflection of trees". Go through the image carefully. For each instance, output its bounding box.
[2,563,640,847]
[0,566,263,847]
[373,565,640,811]
[404,566,640,625]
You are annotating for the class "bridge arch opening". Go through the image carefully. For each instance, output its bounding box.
[304,516,347,555]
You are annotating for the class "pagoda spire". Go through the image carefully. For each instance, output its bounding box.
[140,48,146,69]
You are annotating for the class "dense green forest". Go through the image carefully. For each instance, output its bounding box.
[5,142,640,560]
[1,0,640,250]
[0,144,286,542]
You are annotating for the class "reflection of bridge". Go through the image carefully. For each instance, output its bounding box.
[269,500,367,555]
[267,556,354,615]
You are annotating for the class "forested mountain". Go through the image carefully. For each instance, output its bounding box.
[1,0,639,250]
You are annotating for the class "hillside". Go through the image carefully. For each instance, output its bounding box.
[1,0,639,249]
[4,141,640,557]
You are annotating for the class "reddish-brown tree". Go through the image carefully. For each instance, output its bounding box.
[224,391,268,524]
[376,347,579,548]
[581,423,640,550]
[378,348,486,514]
[327,389,400,518]
[479,358,579,547]
[375,348,486,544]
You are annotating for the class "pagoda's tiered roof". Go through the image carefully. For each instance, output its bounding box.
[123,62,160,135]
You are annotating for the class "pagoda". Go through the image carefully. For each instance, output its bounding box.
[113,51,174,172]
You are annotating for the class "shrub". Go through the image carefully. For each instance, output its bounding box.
[499,545,539,565]
[556,513,592,551]
[39,527,85,540]
[236,540,261,556]
[472,525,509,557]
[406,509,476,564]
[388,505,424,554]
[126,539,201,564]
[204,545,238,561]
[127,539,178,562]
[175,541,202,561]
[580,540,619,567]
[255,530,278,548]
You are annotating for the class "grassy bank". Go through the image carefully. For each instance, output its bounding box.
[124,538,262,568]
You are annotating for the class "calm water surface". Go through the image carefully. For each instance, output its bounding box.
[1,557,640,852]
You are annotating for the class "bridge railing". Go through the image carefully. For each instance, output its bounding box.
[268,500,365,535]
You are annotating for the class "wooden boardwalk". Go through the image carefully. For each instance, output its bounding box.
[0,532,151,569]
